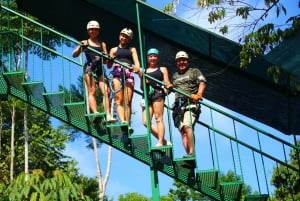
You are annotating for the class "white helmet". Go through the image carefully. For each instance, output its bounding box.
[120,28,133,40]
[175,51,189,60]
[87,20,100,30]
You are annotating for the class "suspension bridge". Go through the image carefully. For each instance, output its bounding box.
[1,0,299,200]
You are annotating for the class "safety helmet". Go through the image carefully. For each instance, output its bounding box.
[120,28,133,40]
[147,48,159,56]
[87,20,100,30]
[175,51,189,60]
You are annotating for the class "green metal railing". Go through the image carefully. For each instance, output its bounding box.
[1,4,299,200]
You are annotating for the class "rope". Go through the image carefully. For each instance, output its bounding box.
[107,73,123,94]
[122,67,129,123]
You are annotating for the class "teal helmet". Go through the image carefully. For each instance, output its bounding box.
[147,48,159,56]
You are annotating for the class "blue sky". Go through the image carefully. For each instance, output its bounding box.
[59,0,300,199]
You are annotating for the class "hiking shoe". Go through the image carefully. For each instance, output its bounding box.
[128,126,134,134]
[156,143,163,147]
[156,141,172,147]
[107,114,116,123]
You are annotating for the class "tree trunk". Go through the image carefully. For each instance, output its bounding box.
[24,105,29,181]
[10,105,16,181]
[102,145,112,199]
[92,138,112,201]
[93,137,103,201]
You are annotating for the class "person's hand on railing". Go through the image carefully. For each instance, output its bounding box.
[132,65,140,73]
[106,55,115,68]
[80,41,88,51]
[190,93,203,102]
[164,82,173,95]
[165,82,173,90]
[106,55,114,62]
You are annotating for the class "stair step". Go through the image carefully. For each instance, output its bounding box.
[43,91,65,110]
[107,123,131,141]
[196,169,219,188]
[151,146,173,166]
[173,156,196,170]
[22,81,45,101]
[3,71,25,90]
[220,181,243,201]
[245,194,269,201]
[0,74,8,100]
[107,122,133,137]
[130,134,149,154]
[64,101,86,122]
[85,112,106,132]
[173,157,197,185]
[85,112,106,119]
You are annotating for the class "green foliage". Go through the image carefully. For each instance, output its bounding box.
[5,169,93,201]
[73,175,100,201]
[163,3,174,15]
[236,7,250,20]
[208,8,226,24]
[240,23,281,68]
[118,192,150,201]
[270,141,300,200]
[168,180,206,200]
[266,65,300,95]
[219,25,228,35]
[164,0,300,87]
[197,0,222,7]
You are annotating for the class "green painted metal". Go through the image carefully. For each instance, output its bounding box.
[14,0,300,135]
[0,73,8,100]
[150,165,160,201]
[220,181,243,201]
[1,4,300,201]
[196,169,219,189]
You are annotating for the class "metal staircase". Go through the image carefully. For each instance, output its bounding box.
[1,4,299,201]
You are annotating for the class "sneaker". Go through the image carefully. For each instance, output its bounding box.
[156,141,172,147]
[107,114,116,123]
[128,126,134,134]
[156,143,163,147]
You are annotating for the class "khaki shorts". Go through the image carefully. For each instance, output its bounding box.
[178,107,198,130]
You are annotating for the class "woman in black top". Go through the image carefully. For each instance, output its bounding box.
[72,20,115,123]
[139,48,173,146]
[108,28,140,132]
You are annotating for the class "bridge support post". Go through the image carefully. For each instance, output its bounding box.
[150,165,160,201]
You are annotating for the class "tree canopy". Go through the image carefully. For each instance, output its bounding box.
[163,0,300,68]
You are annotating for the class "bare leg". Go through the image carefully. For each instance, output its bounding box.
[113,78,125,122]
[99,77,115,122]
[124,82,134,123]
[142,99,169,146]
[84,74,98,113]
[98,77,111,115]
[152,98,166,145]
[180,125,195,155]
